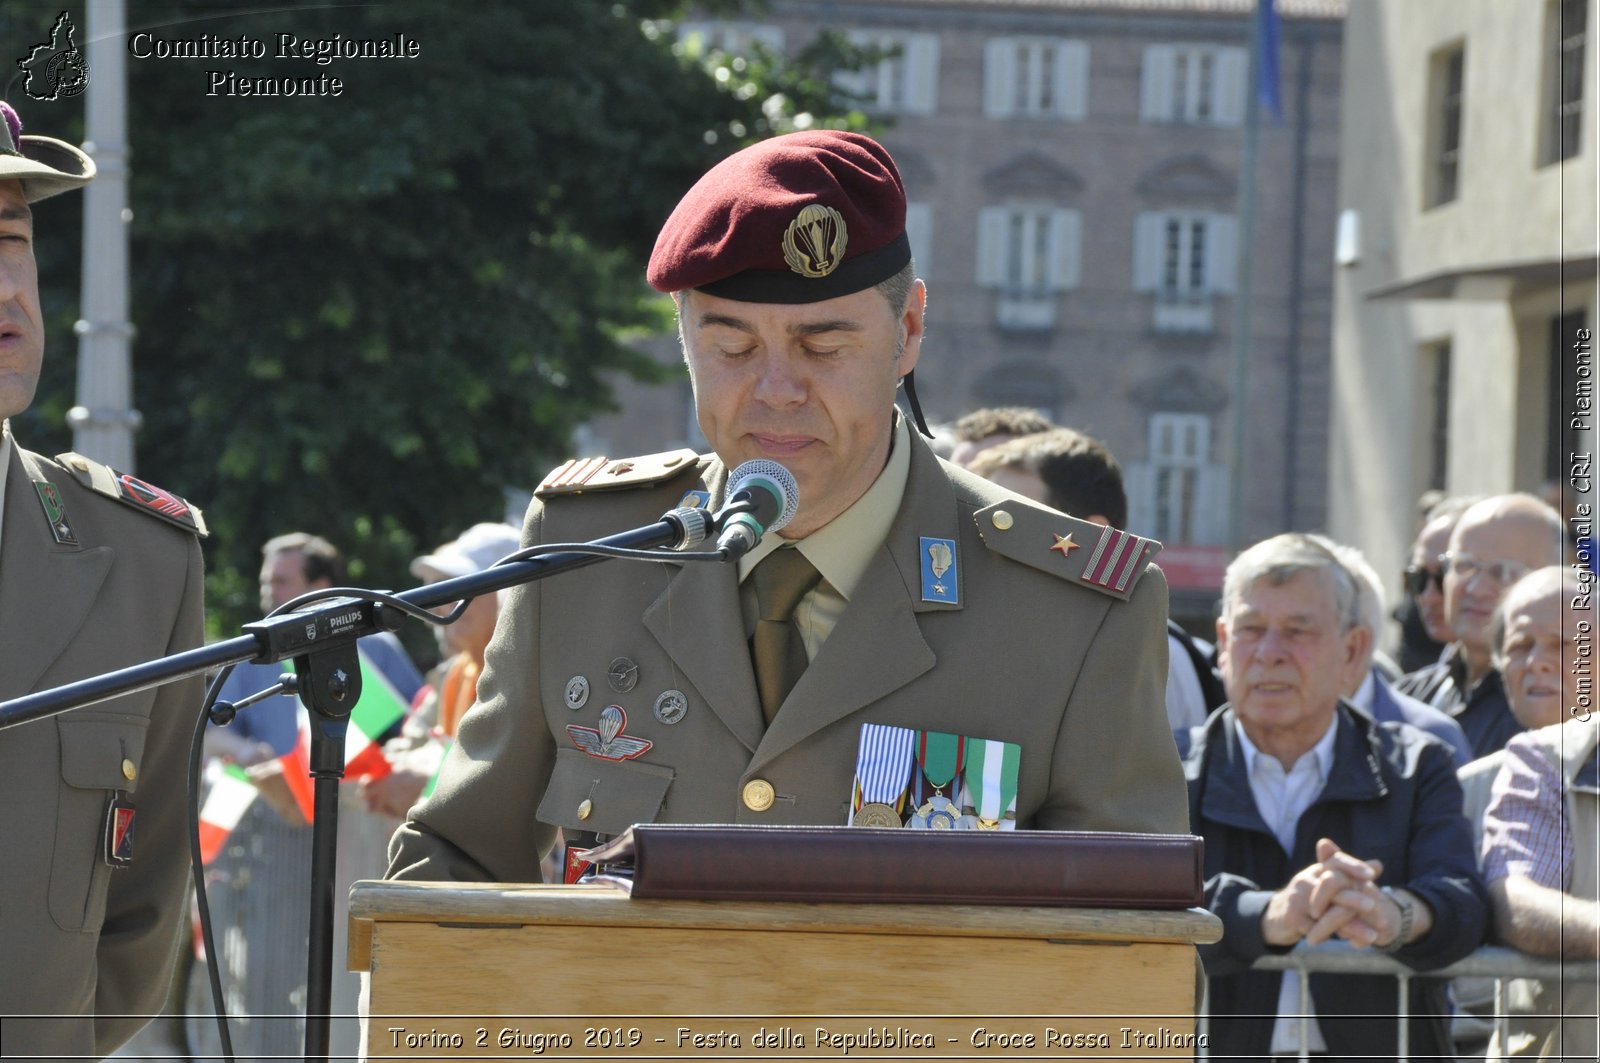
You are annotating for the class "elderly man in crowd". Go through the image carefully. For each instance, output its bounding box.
[1476,567,1598,1061]
[1396,496,1479,673]
[1325,538,1473,766]
[946,405,1054,469]
[1187,533,1486,1060]
[1399,494,1567,758]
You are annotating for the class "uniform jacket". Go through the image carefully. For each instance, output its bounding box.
[390,429,1188,883]
[1185,702,1488,1062]
[0,443,205,1058]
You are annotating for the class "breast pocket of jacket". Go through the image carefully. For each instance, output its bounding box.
[537,747,674,836]
[50,712,149,932]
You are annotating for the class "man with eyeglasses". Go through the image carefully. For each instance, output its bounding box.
[1397,494,1566,759]
[1397,496,1481,673]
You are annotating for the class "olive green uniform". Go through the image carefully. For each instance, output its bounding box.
[389,427,1185,883]
[0,434,206,1058]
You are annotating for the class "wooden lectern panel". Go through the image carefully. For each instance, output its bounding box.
[352,881,1221,1060]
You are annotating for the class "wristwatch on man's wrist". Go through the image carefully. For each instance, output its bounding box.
[1379,886,1414,953]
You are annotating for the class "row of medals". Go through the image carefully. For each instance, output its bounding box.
[854,792,1004,830]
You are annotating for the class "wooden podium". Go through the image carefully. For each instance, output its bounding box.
[350,880,1221,1060]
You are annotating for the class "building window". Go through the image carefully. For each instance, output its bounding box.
[1542,0,1588,164]
[1140,45,1246,126]
[1125,414,1228,545]
[1133,212,1238,331]
[976,206,1081,329]
[1423,341,1452,490]
[836,31,939,116]
[1426,45,1466,207]
[905,202,932,278]
[983,38,1089,119]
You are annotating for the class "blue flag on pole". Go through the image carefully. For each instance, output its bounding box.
[1256,0,1283,121]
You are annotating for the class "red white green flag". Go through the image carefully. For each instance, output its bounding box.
[198,760,258,864]
[284,647,410,787]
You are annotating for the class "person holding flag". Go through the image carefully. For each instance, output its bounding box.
[361,522,522,820]
[193,531,422,1059]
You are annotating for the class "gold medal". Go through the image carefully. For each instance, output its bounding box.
[853,802,903,828]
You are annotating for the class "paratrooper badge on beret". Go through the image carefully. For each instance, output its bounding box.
[57,452,208,537]
[974,501,1160,602]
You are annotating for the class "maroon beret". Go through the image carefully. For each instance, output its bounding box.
[647,130,910,303]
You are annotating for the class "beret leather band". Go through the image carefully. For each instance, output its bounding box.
[697,231,911,304]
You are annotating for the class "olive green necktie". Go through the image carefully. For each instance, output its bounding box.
[750,546,823,724]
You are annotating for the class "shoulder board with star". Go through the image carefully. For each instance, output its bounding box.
[535,449,703,498]
[55,452,209,537]
[973,500,1160,602]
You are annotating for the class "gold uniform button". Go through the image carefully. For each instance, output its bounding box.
[991,510,1014,531]
[121,758,137,781]
[576,799,593,821]
[742,779,776,812]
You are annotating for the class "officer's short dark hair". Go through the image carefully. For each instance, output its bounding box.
[262,532,345,586]
[969,427,1128,529]
[952,407,1055,444]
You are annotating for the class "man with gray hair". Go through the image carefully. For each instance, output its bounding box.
[1187,533,1486,1060]
[1316,536,1473,766]
[1398,494,1567,758]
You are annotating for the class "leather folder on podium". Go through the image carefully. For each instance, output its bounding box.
[578,824,1205,908]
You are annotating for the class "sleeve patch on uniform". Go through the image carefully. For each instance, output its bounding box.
[536,449,702,497]
[974,501,1160,601]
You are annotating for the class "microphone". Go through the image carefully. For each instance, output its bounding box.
[714,460,800,560]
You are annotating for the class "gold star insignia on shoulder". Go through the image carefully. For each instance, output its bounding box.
[1050,533,1079,558]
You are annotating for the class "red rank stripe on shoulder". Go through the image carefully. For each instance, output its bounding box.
[1083,527,1152,593]
[117,473,192,520]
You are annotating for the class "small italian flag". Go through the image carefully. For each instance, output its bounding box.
[419,739,453,801]
[197,761,258,864]
[282,648,411,817]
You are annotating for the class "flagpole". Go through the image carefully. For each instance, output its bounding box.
[1227,1,1268,550]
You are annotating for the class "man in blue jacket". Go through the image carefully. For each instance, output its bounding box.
[1187,533,1486,1060]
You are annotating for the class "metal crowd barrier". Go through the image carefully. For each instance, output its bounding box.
[1197,941,1598,1061]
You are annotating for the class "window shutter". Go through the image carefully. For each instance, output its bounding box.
[1140,45,1176,121]
[1205,214,1239,294]
[905,203,933,278]
[1048,209,1081,291]
[1213,46,1247,126]
[1195,464,1230,545]
[1133,212,1166,292]
[976,206,1010,287]
[1055,40,1089,120]
[984,38,1016,118]
[905,34,940,115]
[1124,462,1157,539]
[835,31,872,101]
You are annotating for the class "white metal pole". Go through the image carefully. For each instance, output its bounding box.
[70,0,139,469]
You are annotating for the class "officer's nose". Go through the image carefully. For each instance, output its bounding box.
[752,351,806,408]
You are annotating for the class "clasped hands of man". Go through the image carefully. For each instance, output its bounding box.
[1262,838,1431,951]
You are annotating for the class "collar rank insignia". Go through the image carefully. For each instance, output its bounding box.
[103,795,135,867]
[567,705,653,762]
[33,480,77,545]
[679,489,711,510]
[919,536,959,604]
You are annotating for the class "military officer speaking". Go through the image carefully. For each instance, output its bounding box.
[388,131,1187,886]
[0,103,207,1057]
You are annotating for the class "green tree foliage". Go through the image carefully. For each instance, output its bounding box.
[2,1,871,645]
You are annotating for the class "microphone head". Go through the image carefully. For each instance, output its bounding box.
[727,459,800,533]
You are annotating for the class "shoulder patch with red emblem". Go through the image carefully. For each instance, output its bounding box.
[974,500,1160,602]
[535,449,703,498]
[56,452,209,537]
